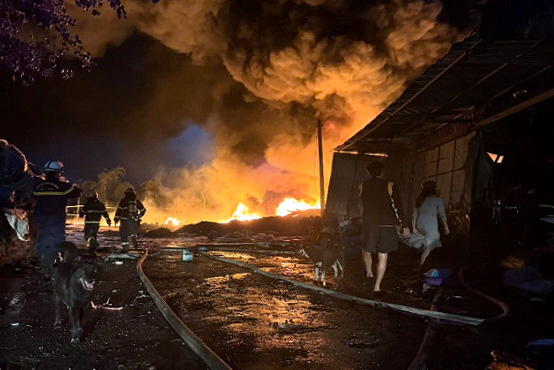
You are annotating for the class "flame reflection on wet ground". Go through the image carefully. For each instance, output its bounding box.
[144,251,425,369]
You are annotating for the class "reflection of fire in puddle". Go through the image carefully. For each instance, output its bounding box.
[151,251,425,369]
[212,251,330,286]
[204,272,251,283]
[200,267,324,352]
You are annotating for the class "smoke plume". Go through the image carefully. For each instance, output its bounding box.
[65,0,463,223]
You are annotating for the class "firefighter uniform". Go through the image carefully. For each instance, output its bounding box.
[33,175,81,260]
[114,193,146,252]
[79,196,111,251]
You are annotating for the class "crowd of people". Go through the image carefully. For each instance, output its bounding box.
[2,147,446,295]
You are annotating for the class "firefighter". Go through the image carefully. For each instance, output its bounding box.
[79,191,111,252]
[33,160,82,278]
[114,187,146,253]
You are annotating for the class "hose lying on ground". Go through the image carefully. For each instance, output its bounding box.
[199,251,484,326]
[458,267,510,322]
[407,288,443,370]
[137,250,233,370]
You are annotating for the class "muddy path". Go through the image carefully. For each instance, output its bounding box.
[144,248,554,370]
[0,245,207,370]
[144,251,431,370]
[3,226,553,369]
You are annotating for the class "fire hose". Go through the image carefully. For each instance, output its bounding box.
[199,251,484,326]
[137,249,233,370]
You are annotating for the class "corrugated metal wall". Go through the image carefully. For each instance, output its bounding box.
[326,132,475,234]
[325,153,371,219]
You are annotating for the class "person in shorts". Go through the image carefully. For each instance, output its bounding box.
[359,161,409,296]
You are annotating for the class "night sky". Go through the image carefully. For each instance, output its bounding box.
[1,35,216,184]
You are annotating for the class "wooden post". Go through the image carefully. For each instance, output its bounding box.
[317,119,325,217]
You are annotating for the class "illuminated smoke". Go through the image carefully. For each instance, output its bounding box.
[68,0,462,222]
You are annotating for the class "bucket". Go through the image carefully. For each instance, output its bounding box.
[182,250,194,261]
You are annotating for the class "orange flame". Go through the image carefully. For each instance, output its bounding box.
[223,203,262,222]
[221,197,319,223]
[165,217,181,227]
[275,197,319,217]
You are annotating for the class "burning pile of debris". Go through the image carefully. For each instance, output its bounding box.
[176,212,321,238]
[141,211,321,240]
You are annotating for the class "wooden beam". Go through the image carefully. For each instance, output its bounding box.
[475,85,554,129]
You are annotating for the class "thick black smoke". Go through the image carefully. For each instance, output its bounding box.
[2,0,469,221]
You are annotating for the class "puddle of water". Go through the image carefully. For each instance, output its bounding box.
[148,254,424,370]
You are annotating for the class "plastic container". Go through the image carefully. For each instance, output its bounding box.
[182,250,194,261]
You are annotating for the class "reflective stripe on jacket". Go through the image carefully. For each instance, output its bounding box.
[33,177,82,217]
[79,198,110,223]
[114,197,146,223]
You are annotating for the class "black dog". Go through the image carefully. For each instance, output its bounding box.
[52,242,101,343]
[299,233,345,285]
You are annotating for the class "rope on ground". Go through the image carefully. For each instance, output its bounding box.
[200,252,484,326]
[136,250,233,370]
[459,267,510,322]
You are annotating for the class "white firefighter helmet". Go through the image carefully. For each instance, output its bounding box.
[44,160,64,173]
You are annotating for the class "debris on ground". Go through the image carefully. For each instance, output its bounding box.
[0,243,205,369]
[486,350,536,370]
[145,228,176,238]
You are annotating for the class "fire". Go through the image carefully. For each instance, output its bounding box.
[165,217,181,227]
[225,203,262,222]
[275,197,319,217]
[222,198,319,223]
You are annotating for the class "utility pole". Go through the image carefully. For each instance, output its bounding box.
[317,119,325,217]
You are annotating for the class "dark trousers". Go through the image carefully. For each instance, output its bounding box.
[34,213,66,256]
[84,224,100,241]
[119,220,139,243]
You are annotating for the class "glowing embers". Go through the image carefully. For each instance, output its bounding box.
[275,197,319,217]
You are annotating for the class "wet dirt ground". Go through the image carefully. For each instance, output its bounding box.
[2,226,554,369]
[144,246,554,370]
[0,228,207,370]
[144,252,424,370]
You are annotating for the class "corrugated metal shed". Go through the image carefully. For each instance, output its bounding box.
[337,39,554,153]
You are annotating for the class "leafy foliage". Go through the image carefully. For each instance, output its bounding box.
[80,166,132,206]
[0,0,154,85]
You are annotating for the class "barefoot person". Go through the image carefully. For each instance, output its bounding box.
[412,181,449,268]
[359,162,409,296]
